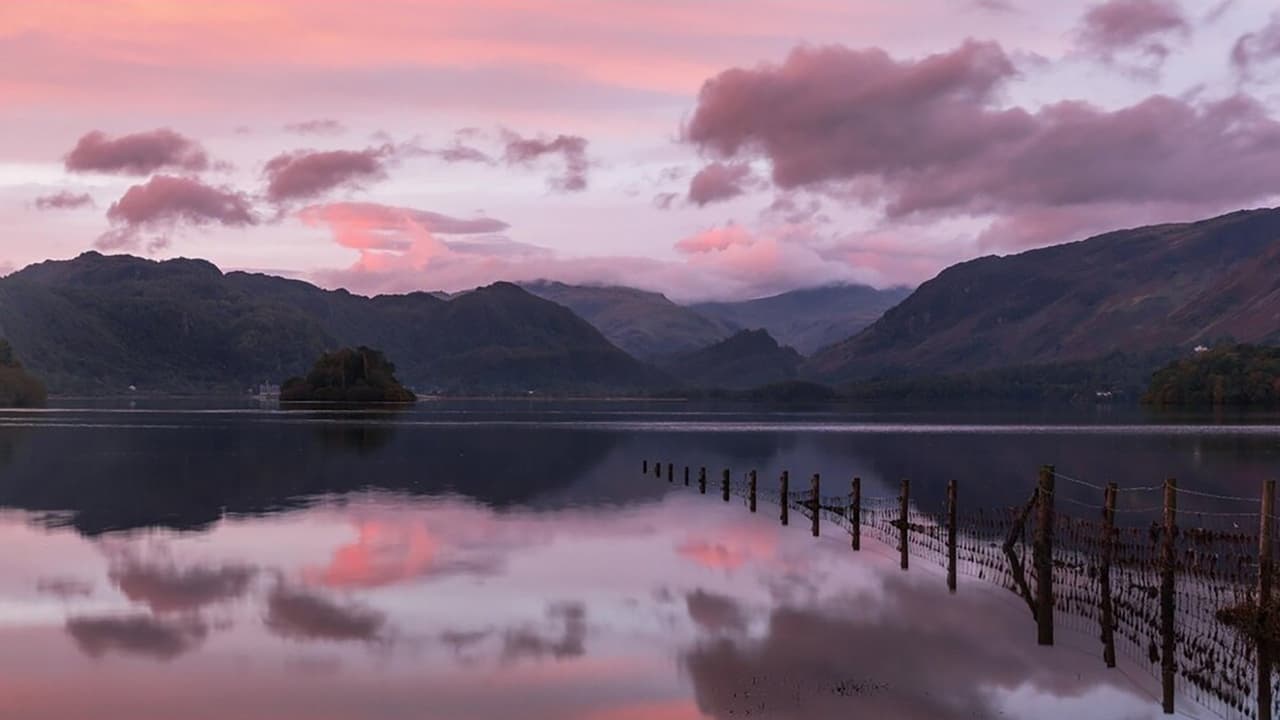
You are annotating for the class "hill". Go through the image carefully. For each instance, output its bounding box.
[1144,344,1280,406]
[693,284,912,355]
[522,281,735,360]
[0,339,46,407]
[0,253,666,395]
[281,346,416,402]
[807,208,1280,383]
[661,329,802,390]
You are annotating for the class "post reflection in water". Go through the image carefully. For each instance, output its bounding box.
[0,401,1270,719]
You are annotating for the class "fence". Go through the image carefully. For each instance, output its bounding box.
[640,459,1280,720]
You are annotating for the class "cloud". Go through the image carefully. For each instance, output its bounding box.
[502,131,589,192]
[36,577,94,599]
[64,128,209,175]
[1231,12,1280,81]
[683,574,1149,720]
[66,614,208,660]
[263,146,392,203]
[283,119,347,135]
[34,190,93,210]
[264,587,386,642]
[109,560,256,613]
[301,517,503,589]
[1075,0,1190,73]
[501,602,587,662]
[688,162,754,206]
[686,41,1280,248]
[99,175,256,251]
[685,589,748,634]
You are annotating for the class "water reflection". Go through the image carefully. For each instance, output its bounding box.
[0,489,1174,719]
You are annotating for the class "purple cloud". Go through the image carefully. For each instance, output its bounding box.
[283,119,347,135]
[1232,13,1280,80]
[66,615,208,660]
[34,190,93,211]
[263,147,391,203]
[100,175,255,251]
[1076,0,1190,71]
[502,131,589,192]
[65,128,209,175]
[688,162,754,206]
[265,587,386,643]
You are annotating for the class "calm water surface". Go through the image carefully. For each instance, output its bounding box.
[0,399,1276,719]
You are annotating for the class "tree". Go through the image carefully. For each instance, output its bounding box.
[281,346,416,403]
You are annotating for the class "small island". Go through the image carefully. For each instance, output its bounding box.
[1143,344,1280,406]
[281,346,417,403]
[0,339,47,408]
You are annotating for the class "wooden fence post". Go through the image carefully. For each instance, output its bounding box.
[722,468,730,502]
[811,473,820,537]
[1100,482,1118,669]
[684,466,689,486]
[1160,478,1177,714]
[749,471,757,513]
[699,467,707,494]
[667,463,674,483]
[947,479,958,593]
[899,478,910,571]
[643,460,648,474]
[1035,465,1055,646]
[781,472,790,526]
[1259,479,1276,720]
[655,461,661,479]
[851,477,861,551]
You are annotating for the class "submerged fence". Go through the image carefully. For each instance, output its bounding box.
[641,459,1280,720]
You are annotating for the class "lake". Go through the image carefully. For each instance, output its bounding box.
[1,399,1277,719]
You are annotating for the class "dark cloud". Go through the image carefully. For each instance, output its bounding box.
[36,577,94,599]
[66,614,208,661]
[685,590,749,634]
[1075,0,1190,72]
[1232,12,1280,81]
[688,162,754,206]
[265,587,386,643]
[34,190,93,210]
[283,119,347,135]
[109,561,256,614]
[263,146,392,203]
[686,41,1280,248]
[652,192,679,210]
[64,128,209,175]
[501,602,587,662]
[432,143,494,164]
[1204,0,1235,24]
[972,0,1015,11]
[99,175,256,251]
[502,131,589,192]
[683,574,1146,719]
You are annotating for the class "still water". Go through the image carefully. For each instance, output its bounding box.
[0,399,1277,719]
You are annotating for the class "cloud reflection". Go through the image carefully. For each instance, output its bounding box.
[66,614,208,660]
[265,587,387,643]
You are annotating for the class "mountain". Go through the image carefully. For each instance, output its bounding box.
[522,281,735,360]
[693,284,912,355]
[0,252,666,394]
[807,208,1280,384]
[661,329,802,390]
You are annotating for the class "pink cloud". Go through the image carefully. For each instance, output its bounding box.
[687,162,754,206]
[686,41,1280,234]
[34,190,93,211]
[100,175,255,251]
[502,131,590,192]
[64,128,209,175]
[263,146,392,203]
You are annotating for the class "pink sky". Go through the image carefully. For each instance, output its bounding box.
[2,0,1279,301]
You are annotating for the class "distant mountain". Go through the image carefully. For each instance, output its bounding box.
[0,253,666,394]
[661,329,802,390]
[522,281,735,360]
[693,284,912,355]
[807,208,1280,384]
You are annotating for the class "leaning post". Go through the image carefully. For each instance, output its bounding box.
[1160,478,1177,714]
[1035,465,1055,646]
[1258,479,1276,720]
[947,479,958,593]
[851,477,861,551]
[1100,482,1118,668]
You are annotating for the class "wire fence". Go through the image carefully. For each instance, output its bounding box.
[641,460,1280,720]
